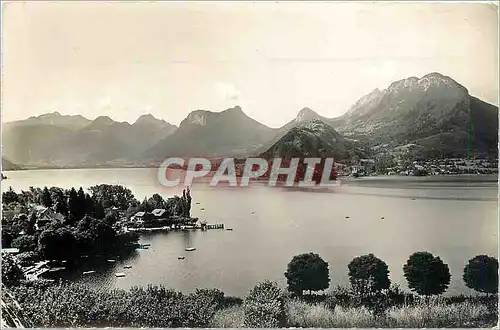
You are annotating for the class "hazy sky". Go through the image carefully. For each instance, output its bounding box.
[2,1,498,127]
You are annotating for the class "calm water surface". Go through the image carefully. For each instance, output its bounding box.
[3,168,498,296]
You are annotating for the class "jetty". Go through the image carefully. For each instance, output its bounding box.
[127,226,171,233]
[204,223,224,229]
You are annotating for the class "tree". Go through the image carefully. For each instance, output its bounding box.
[348,254,391,314]
[244,280,285,328]
[75,216,117,253]
[52,189,68,216]
[148,193,166,210]
[84,193,94,216]
[41,187,53,207]
[1,252,25,287]
[77,188,86,219]
[463,255,498,294]
[284,252,330,295]
[348,254,390,298]
[2,186,18,205]
[12,235,38,253]
[38,227,78,261]
[67,188,79,224]
[89,184,137,211]
[403,251,451,296]
[139,197,151,212]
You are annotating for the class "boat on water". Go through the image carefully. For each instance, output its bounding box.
[178,256,185,260]
[124,265,132,269]
[115,273,126,277]
[48,267,66,272]
[226,228,233,231]
[185,247,196,251]
[141,243,151,247]
[107,259,116,263]
[83,270,95,275]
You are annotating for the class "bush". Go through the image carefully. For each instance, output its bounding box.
[403,251,451,296]
[12,282,227,328]
[220,295,244,308]
[463,255,498,294]
[284,252,330,296]
[184,288,225,327]
[1,252,25,287]
[211,305,245,328]
[243,280,285,327]
[285,299,376,328]
[386,300,491,327]
[12,235,38,253]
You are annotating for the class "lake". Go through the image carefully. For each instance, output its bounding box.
[2,168,498,296]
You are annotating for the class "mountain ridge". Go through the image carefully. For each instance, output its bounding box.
[2,72,498,168]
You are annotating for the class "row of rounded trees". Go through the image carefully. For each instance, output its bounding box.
[284,251,498,297]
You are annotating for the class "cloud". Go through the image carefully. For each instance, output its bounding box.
[214,82,241,101]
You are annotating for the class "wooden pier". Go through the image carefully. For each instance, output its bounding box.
[203,223,224,230]
[125,223,225,233]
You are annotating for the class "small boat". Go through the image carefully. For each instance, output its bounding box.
[226,228,233,231]
[141,243,151,247]
[185,247,196,251]
[124,265,132,269]
[107,259,116,263]
[83,270,95,275]
[178,256,185,260]
[142,246,149,250]
[345,216,350,219]
[200,208,205,211]
[195,202,200,204]
[381,217,385,219]
[115,273,126,277]
[48,267,66,272]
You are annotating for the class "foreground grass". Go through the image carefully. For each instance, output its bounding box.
[8,281,498,328]
[211,299,496,328]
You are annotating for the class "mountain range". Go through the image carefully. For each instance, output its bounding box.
[2,73,498,169]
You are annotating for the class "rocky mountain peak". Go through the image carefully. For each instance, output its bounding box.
[93,116,115,125]
[184,110,210,126]
[135,114,162,125]
[295,107,320,123]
